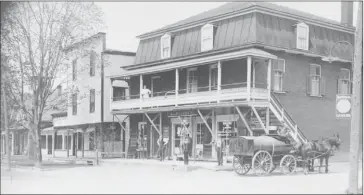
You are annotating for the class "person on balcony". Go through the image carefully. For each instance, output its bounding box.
[141,85,151,99]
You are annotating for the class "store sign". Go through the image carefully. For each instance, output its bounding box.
[163,126,169,139]
[336,95,351,118]
[167,110,197,117]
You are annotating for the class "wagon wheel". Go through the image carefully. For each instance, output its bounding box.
[233,156,251,175]
[252,151,273,176]
[280,155,297,174]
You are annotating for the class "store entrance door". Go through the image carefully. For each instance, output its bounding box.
[149,125,159,158]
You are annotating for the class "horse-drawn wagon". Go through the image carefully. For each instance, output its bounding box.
[229,135,298,175]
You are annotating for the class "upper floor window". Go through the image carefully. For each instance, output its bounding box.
[296,23,309,50]
[201,24,214,52]
[338,68,351,95]
[272,59,285,92]
[307,64,325,97]
[161,34,171,59]
[90,51,96,76]
[72,93,77,115]
[90,89,95,113]
[72,59,77,81]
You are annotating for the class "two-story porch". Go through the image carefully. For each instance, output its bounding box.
[109,48,307,160]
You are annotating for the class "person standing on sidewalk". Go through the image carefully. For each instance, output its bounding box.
[182,135,191,165]
[214,138,223,166]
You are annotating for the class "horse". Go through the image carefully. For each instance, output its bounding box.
[297,133,341,174]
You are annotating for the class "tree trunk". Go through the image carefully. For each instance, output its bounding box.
[35,128,42,167]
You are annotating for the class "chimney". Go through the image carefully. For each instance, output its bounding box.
[341,1,354,26]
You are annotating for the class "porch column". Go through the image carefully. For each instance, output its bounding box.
[45,134,48,155]
[267,59,272,98]
[139,75,143,99]
[247,56,252,101]
[52,132,55,158]
[252,60,256,88]
[175,69,179,106]
[67,131,69,157]
[266,107,270,131]
[11,132,14,155]
[217,61,222,102]
[62,134,65,150]
[82,129,85,158]
[110,79,114,108]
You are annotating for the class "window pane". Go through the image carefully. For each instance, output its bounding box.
[340,69,350,80]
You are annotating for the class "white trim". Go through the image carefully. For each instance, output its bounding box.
[296,22,309,50]
[111,48,277,77]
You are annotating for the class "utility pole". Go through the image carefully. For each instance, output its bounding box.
[1,60,11,171]
[348,1,363,194]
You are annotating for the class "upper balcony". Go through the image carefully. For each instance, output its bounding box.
[110,48,277,114]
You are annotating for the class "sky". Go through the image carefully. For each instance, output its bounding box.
[96,2,360,53]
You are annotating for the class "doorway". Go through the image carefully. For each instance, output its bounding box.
[47,135,52,155]
[149,125,159,158]
[171,122,191,158]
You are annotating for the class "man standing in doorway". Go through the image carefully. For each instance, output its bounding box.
[214,137,223,166]
[182,135,191,165]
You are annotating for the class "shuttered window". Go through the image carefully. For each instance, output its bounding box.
[338,68,351,95]
[273,59,285,92]
[161,34,171,59]
[307,64,325,97]
[90,51,96,76]
[72,93,77,115]
[201,24,214,52]
[296,23,309,50]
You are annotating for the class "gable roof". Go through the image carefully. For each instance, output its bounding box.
[137,2,355,39]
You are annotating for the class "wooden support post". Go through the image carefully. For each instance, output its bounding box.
[175,69,179,106]
[235,107,253,136]
[217,61,222,102]
[197,109,213,139]
[349,2,362,193]
[267,59,272,98]
[67,131,69,158]
[247,56,252,101]
[145,113,161,136]
[252,60,256,88]
[140,75,143,109]
[251,106,268,134]
[266,107,270,130]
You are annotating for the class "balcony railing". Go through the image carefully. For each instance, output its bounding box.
[111,82,269,111]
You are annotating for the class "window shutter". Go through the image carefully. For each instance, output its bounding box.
[306,76,311,95]
[337,78,342,94]
[320,77,326,96]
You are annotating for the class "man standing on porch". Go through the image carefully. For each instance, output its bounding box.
[141,85,151,99]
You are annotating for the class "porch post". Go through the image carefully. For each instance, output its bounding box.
[82,129,85,158]
[252,60,256,88]
[267,59,272,98]
[67,130,69,157]
[52,131,55,158]
[140,75,143,100]
[62,134,65,150]
[266,107,270,132]
[175,69,179,106]
[11,132,14,155]
[45,133,48,155]
[217,61,222,102]
[247,56,252,101]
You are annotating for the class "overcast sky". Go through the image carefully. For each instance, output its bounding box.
[96,2,359,53]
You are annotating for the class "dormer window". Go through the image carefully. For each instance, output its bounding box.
[296,22,309,50]
[161,34,171,59]
[201,24,214,52]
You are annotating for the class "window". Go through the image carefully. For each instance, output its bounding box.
[161,34,171,59]
[273,59,285,92]
[90,89,95,113]
[89,132,95,151]
[209,64,218,91]
[338,68,351,95]
[113,87,126,101]
[187,68,198,93]
[72,59,77,81]
[307,64,325,96]
[296,23,309,50]
[90,51,96,76]
[54,134,63,150]
[72,93,77,115]
[201,24,214,52]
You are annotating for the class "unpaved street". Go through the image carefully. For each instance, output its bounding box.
[0,161,360,194]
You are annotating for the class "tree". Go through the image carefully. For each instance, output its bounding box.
[0,2,105,165]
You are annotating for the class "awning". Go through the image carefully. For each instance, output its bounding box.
[112,80,129,88]
[41,127,54,135]
[110,48,277,77]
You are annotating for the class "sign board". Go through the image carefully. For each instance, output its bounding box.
[167,110,197,117]
[162,126,169,139]
[336,95,351,118]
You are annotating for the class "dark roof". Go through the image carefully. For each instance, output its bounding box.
[134,11,354,65]
[138,2,354,38]
[104,49,136,56]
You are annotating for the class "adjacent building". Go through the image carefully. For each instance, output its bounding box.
[109,2,354,161]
